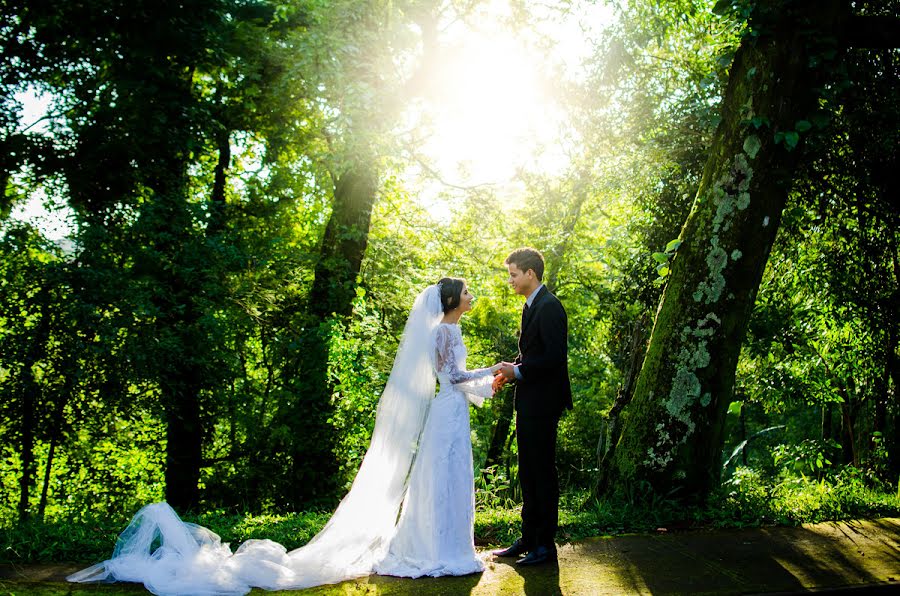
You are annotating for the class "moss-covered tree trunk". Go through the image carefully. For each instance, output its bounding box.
[599,0,848,502]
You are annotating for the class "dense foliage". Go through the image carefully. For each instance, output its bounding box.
[1,0,897,544]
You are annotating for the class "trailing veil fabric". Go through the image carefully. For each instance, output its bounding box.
[68,285,454,595]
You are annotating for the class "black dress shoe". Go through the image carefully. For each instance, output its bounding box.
[493,539,529,558]
[516,545,556,566]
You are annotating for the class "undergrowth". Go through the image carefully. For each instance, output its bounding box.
[2,467,898,564]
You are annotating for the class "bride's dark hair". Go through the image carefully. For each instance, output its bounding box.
[437,277,465,313]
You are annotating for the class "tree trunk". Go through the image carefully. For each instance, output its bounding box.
[544,182,588,293]
[149,179,208,511]
[598,1,848,503]
[154,190,207,510]
[839,401,857,466]
[17,387,35,521]
[822,403,833,442]
[138,64,215,512]
[208,124,231,235]
[739,403,748,466]
[0,167,9,217]
[484,388,515,470]
[596,317,648,480]
[38,374,69,520]
[38,436,56,520]
[887,310,900,477]
[165,366,204,509]
[285,163,378,504]
[309,166,378,320]
[17,295,50,521]
[154,177,208,511]
[886,230,900,477]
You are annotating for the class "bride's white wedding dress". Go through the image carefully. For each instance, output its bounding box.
[375,322,493,578]
[68,285,493,596]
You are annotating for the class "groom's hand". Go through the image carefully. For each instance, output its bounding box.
[498,362,517,381]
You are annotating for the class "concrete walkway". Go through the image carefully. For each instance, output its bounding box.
[2,518,899,594]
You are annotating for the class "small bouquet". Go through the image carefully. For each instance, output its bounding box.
[492,373,508,393]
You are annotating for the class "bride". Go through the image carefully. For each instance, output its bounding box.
[68,278,499,595]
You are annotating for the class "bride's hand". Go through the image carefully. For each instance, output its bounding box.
[492,373,508,393]
[489,363,502,374]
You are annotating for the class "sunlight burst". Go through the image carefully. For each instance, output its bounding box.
[421,34,561,186]
[404,1,616,220]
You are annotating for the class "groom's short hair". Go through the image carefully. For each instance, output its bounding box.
[505,248,544,282]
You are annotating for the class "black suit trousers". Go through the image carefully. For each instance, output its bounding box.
[516,411,560,549]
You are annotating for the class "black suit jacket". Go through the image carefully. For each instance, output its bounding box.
[514,286,573,416]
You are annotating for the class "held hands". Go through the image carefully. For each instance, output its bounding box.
[490,362,506,392]
[492,373,507,393]
[491,361,517,392]
[497,362,517,381]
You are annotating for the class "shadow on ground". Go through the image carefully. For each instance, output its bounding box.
[2,518,899,595]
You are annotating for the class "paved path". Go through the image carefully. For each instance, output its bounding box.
[2,518,899,594]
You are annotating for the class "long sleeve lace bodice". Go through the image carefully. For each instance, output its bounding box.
[433,324,494,406]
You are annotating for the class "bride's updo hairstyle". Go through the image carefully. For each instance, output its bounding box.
[437,277,465,314]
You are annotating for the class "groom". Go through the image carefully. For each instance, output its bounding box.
[493,247,573,566]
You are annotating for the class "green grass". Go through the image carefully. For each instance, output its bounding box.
[713,466,900,526]
[3,470,899,565]
[0,509,333,564]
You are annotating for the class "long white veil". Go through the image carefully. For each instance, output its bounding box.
[68,285,444,595]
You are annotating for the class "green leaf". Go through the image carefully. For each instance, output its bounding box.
[743,135,761,159]
[652,252,670,263]
[665,239,682,253]
[811,112,831,128]
[656,265,670,277]
[795,120,812,132]
[727,401,743,416]
[784,131,800,150]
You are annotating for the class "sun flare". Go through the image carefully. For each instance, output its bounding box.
[402,1,615,220]
[421,35,560,185]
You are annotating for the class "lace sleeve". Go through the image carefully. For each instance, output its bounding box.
[434,325,494,406]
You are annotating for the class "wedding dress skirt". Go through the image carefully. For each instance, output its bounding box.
[374,374,484,578]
